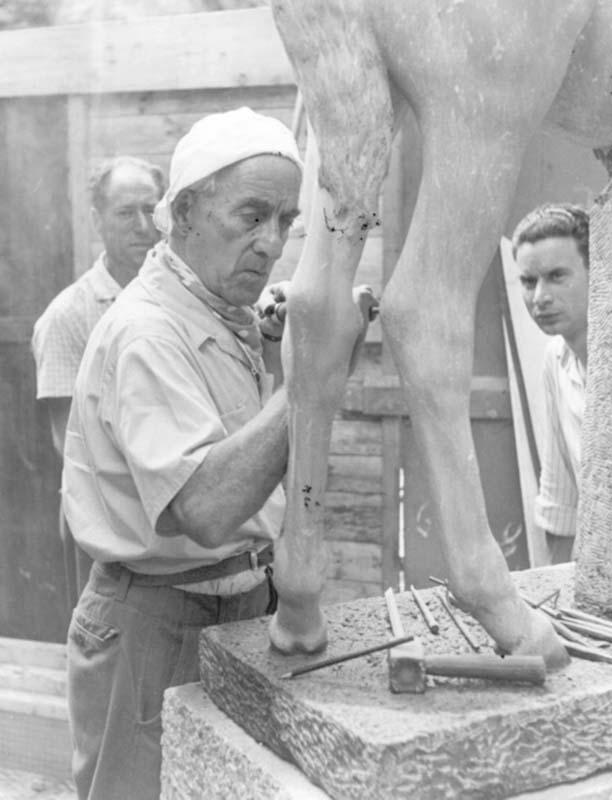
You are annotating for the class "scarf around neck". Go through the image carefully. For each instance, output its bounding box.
[161,243,266,386]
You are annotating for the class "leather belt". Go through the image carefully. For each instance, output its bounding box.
[99,544,274,587]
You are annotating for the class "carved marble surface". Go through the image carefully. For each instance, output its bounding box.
[199,564,612,799]
[575,185,612,612]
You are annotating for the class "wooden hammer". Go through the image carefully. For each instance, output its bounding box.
[384,588,546,693]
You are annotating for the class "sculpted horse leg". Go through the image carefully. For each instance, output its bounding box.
[375,1,600,666]
[380,133,568,662]
[269,4,393,653]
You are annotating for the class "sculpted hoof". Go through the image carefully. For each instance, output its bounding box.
[512,608,570,671]
[268,604,328,655]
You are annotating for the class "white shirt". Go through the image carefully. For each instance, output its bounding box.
[61,244,284,587]
[534,336,585,537]
[32,254,120,398]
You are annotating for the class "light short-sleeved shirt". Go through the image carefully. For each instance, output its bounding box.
[534,336,585,538]
[31,254,121,398]
[61,243,284,579]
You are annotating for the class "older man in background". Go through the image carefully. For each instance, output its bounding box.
[32,156,165,604]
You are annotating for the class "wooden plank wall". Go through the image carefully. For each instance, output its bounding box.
[0,97,74,641]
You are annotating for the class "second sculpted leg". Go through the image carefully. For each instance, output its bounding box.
[380,126,568,668]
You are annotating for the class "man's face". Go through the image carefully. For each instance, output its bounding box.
[516,236,588,343]
[93,164,162,279]
[183,155,301,307]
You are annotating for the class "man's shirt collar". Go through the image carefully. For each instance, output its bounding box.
[89,253,122,302]
[557,337,586,387]
[137,243,242,352]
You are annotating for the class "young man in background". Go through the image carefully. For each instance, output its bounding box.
[512,203,589,564]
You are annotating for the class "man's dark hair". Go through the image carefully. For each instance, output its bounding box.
[511,203,589,267]
[89,156,165,213]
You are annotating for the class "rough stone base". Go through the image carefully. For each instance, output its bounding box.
[161,683,612,800]
[195,563,612,799]
[161,682,329,800]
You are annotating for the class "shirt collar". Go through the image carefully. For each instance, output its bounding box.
[137,243,243,352]
[89,253,122,302]
[558,337,586,386]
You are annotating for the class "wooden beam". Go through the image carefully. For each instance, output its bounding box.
[343,375,512,419]
[0,637,66,670]
[0,8,294,99]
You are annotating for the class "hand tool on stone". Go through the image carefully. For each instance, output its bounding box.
[393,647,547,693]
[528,594,612,644]
[279,635,415,679]
[410,584,439,634]
[428,575,460,607]
[437,593,481,652]
[553,616,612,644]
[520,594,587,645]
[538,605,612,647]
[558,606,612,635]
[385,586,428,691]
[558,638,612,665]
[384,587,546,692]
[531,588,560,608]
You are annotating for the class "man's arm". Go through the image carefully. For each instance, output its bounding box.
[32,292,87,458]
[171,285,379,547]
[167,387,288,549]
[46,397,72,457]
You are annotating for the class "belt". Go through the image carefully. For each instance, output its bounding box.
[100,544,274,587]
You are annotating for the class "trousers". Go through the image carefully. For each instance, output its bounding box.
[67,560,275,800]
[59,510,93,613]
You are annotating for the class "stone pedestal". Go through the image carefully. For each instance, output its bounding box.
[163,564,612,799]
[575,181,612,614]
[161,683,329,800]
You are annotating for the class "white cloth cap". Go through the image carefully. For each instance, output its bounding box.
[154,106,303,235]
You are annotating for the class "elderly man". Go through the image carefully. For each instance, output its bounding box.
[62,108,373,800]
[32,156,165,603]
[33,155,165,454]
[512,203,589,564]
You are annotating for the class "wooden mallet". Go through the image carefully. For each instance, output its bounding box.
[384,587,547,693]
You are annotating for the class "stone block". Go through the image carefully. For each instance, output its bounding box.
[161,682,330,800]
[575,180,612,613]
[198,563,612,799]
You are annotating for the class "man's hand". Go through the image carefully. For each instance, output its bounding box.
[353,283,379,322]
[255,280,291,342]
[255,279,379,375]
[349,284,379,375]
